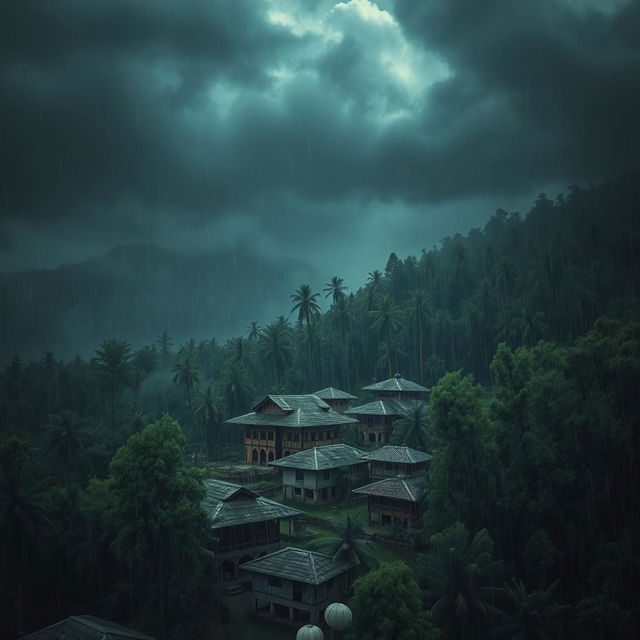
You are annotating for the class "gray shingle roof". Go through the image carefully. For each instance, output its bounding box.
[202,479,301,529]
[363,374,430,393]
[344,399,417,417]
[353,476,427,502]
[269,444,368,471]
[227,394,358,428]
[239,547,352,584]
[23,616,155,640]
[366,446,431,463]
[312,387,357,400]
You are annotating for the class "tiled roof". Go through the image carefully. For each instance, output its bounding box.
[23,616,155,640]
[312,387,357,400]
[363,374,430,393]
[202,479,301,529]
[344,399,417,417]
[239,547,352,584]
[366,446,431,464]
[269,444,368,471]
[352,476,427,502]
[227,394,358,428]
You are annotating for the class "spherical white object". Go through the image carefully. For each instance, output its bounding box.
[296,624,324,640]
[324,602,353,631]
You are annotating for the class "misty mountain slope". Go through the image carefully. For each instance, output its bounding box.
[0,244,316,361]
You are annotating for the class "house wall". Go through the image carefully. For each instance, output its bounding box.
[367,496,421,527]
[281,462,368,504]
[370,460,427,477]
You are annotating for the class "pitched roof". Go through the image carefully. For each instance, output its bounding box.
[312,387,357,400]
[344,399,418,417]
[366,445,431,464]
[362,374,430,393]
[269,444,367,471]
[239,547,352,584]
[227,394,358,428]
[23,616,155,640]
[353,476,427,502]
[202,478,301,529]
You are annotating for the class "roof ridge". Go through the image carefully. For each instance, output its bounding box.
[308,550,319,584]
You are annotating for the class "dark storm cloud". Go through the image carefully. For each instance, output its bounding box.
[388,0,640,198]
[0,0,638,272]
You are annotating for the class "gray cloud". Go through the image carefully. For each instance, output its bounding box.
[0,0,638,276]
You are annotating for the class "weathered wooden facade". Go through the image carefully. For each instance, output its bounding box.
[240,547,352,625]
[269,444,368,504]
[227,394,357,465]
[367,445,431,478]
[201,478,301,586]
[352,475,427,528]
[345,374,429,444]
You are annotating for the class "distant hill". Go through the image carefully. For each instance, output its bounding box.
[0,244,316,362]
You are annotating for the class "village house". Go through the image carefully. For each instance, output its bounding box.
[227,394,357,465]
[345,373,429,444]
[239,547,352,626]
[269,443,368,504]
[367,445,431,478]
[352,475,427,529]
[311,387,357,413]
[23,616,156,640]
[201,478,302,587]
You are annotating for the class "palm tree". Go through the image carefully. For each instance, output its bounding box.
[44,410,90,485]
[366,270,383,311]
[311,512,378,572]
[391,402,429,451]
[222,362,254,420]
[172,352,200,427]
[323,276,347,306]
[194,386,219,458]
[370,295,403,376]
[155,331,173,364]
[290,284,321,326]
[259,319,292,385]
[408,290,431,383]
[0,438,53,636]
[494,579,565,640]
[247,321,261,341]
[93,339,133,430]
[419,527,506,640]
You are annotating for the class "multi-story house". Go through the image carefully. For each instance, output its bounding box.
[227,394,357,465]
[269,443,368,504]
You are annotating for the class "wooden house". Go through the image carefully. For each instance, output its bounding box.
[239,547,352,625]
[352,475,427,528]
[227,394,358,465]
[23,616,155,640]
[366,445,431,478]
[269,443,368,504]
[312,387,357,413]
[201,478,302,586]
[345,374,429,444]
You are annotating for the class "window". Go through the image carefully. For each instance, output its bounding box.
[294,487,301,495]
[322,470,330,480]
[260,430,266,440]
[293,434,300,442]
[304,488,314,499]
[268,431,274,440]
[295,470,304,481]
[268,576,283,588]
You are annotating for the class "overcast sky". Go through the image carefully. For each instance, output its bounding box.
[1,0,639,290]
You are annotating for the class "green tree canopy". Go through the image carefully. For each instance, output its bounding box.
[348,561,440,640]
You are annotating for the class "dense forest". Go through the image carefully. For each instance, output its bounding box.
[1,173,639,639]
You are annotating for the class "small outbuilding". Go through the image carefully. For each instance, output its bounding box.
[366,445,431,478]
[240,547,352,626]
[352,474,427,528]
[312,387,357,413]
[269,443,368,504]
